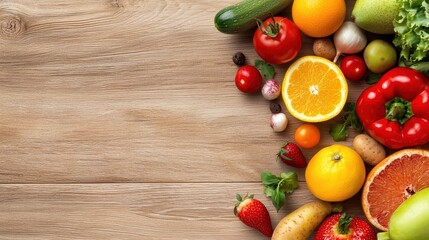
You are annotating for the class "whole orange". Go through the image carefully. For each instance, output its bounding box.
[292,0,346,38]
[305,144,366,202]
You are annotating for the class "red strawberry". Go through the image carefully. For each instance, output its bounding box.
[315,212,377,240]
[277,141,307,168]
[234,193,273,237]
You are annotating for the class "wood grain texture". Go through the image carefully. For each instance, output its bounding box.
[0,0,410,239]
[1,0,298,183]
[0,183,365,239]
[0,0,364,183]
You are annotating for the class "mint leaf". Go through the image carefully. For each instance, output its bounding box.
[330,123,348,141]
[280,172,295,179]
[261,171,298,212]
[279,172,299,194]
[264,187,275,197]
[329,102,362,141]
[261,172,280,186]
[255,59,275,80]
[343,102,356,112]
[344,103,362,131]
[272,190,285,212]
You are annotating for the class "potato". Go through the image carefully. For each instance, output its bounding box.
[312,38,336,61]
[272,201,335,240]
[352,134,386,165]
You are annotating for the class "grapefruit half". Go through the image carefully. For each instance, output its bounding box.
[361,149,429,231]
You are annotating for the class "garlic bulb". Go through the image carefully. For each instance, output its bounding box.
[333,21,367,63]
[270,113,288,132]
[261,80,281,100]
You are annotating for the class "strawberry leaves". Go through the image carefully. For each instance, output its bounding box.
[233,193,274,237]
[338,213,353,235]
[261,172,299,212]
[234,193,254,216]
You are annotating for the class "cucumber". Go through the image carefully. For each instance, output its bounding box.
[214,0,293,34]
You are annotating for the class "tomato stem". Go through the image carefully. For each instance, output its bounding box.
[256,16,280,38]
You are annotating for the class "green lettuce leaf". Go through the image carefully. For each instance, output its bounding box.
[393,0,429,73]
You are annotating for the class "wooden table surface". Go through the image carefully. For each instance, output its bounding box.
[0,0,401,239]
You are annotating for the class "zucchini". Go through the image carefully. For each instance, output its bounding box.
[214,0,293,34]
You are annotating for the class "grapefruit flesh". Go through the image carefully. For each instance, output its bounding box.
[361,149,429,231]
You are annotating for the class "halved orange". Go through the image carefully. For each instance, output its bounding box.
[361,149,429,231]
[282,56,348,122]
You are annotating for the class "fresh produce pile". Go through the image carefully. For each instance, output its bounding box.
[216,0,429,239]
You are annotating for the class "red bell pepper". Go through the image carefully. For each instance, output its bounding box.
[356,67,429,149]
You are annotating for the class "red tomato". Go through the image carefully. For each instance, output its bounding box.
[340,55,367,81]
[253,16,302,65]
[294,124,320,149]
[235,65,263,93]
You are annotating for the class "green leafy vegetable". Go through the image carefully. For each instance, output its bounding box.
[365,72,382,85]
[330,102,363,141]
[261,171,298,212]
[393,0,429,73]
[255,59,275,80]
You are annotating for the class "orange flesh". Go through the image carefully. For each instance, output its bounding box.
[367,154,429,228]
[287,62,343,117]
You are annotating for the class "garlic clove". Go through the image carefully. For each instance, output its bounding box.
[270,113,288,132]
[261,79,281,100]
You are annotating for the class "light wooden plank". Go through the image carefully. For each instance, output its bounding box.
[0,0,367,183]
[0,0,394,239]
[0,183,365,239]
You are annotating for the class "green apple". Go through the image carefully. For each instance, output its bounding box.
[378,187,429,240]
[363,40,397,74]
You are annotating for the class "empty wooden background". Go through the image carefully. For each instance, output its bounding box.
[0,0,385,239]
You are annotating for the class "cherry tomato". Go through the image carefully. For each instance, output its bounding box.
[340,55,367,81]
[253,16,302,65]
[295,123,320,149]
[235,65,263,93]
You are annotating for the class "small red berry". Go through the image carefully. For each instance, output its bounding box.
[234,194,273,237]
